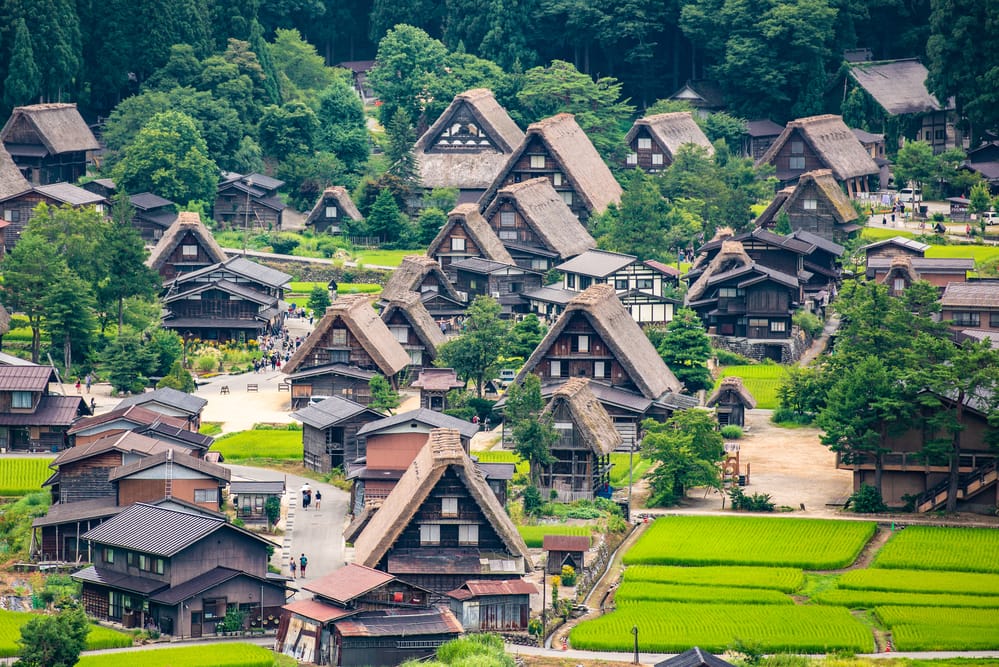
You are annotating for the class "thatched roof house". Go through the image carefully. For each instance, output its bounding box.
[380,255,465,306]
[706,376,757,427]
[414,89,524,198]
[625,112,714,170]
[304,186,362,234]
[146,212,227,279]
[686,240,755,303]
[755,169,861,243]
[758,114,879,194]
[379,291,446,366]
[482,177,595,266]
[352,428,532,588]
[1,103,100,155]
[427,203,514,268]
[544,378,621,456]
[0,144,30,199]
[285,295,410,380]
[480,113,622,223]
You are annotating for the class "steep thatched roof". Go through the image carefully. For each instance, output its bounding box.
[483,177,595,259]
[305,186,362,226]
[284,294,410,376]
[543,378,621,455]
[0,304,10,336]
[1,103,99,154]
[427,203,514,264]
[352,428,532,571]
[686,241,754,303]
[146,212,227,271]
[415,89,524,190]
[481,113,622,217]
[789,169,860,224]
[758,115,879,181]
[0,145,30,200]
[706,376,757,409]
[626,112,714,161]
[518,284,682,398]
[380,291,446,358]
[879,255,921,286]
[380,255,464,304]
[847,59,949,115]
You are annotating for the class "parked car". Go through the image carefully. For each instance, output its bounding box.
[898,187,922,203]
[982,211,999,225]
[498,369,517,387]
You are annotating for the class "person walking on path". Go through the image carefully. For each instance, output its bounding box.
[290,559,296,578]
[299,554,308,578]
[85,374,92,393]
[75,379,81,393]
[314,491,321,511]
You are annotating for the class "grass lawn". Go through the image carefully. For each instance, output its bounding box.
[715,364,785,409]
[288,282,382,295]
[0,614,131,658]
[353,248,424,267]
[210,428,303,461]
[860,227,916,241]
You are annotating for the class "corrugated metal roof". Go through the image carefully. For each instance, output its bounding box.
[130,192,175,210]
[0,364,55,390]
[476,462,515,480]
[387,550,523,575]
[35,182,105,205]
[137,422,213,450]
[542,534,591,552]
[230,480,285,495]
[81,503,226,556]
[0,395,86,426]
[291,396,378,429]
[447,579,538,599]
[334,608,463,637]
[149,567,259,605]
[67,404,187,435]
[71,566,169,595]
[654,647,736,667]
[284,599,357,623]
[411,368,465,392]
[303,564,394,604]
[32,497,120,527]
[114,387,207,416]
[52,431,180,467]
[556,249,636,277]
[285,364,377,382]
[357,408,479,439]
[108,449,230,482]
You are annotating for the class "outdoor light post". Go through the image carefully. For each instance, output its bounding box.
[632,625,639,664]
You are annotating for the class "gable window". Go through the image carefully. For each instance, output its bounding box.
[458,524,478,545]
[390,326,408,343]
[325,206,337,218]
[500,211,515,227]
[573,335,590,352]
[789,156,805,169]
[408,349,422,365]
[893,278,906,292]
[181,244,198,257]
[560,191,573,206]
[718,287,740,298]
[451,237,466,251]
[4,209,18,222]
[579,276,592,290]
[11,391,31,409]
[194,488,215,503]
[952,312,980,326]
[420,524,441,545]
[532,259,548,270]
[594,361,607,378]
[550,360,562,377]
[530,155,546,169]
[499,230,518,241]
[803,198,817,210]
[770,320,787,333]
[329,349,350,364]
[441,497,458,517]
[791,141,804,154]
[637,137,652,150]
[553,173,563,186]
[626,153,638,165]
[651,153,664,166]
[331,329,347,346]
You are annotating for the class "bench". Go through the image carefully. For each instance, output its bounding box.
[220,386,230,395]
[277,382,290,392]
[247,383,258,392]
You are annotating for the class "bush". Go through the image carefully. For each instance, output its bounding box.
[522,486,543,516]
[729,486,775,512]
[195,355,219,372]
[561,565,577,586]
[720,425,744,439]
[846,484,888,513]
[269,232,301,254]
[771,407,813,426]
[714,348,753,366]
[792,311,824,338]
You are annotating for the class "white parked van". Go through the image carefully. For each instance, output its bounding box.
[983,211,999,225]
[898,187,921,203]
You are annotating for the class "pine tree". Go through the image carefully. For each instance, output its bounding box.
[656,308,714,393]
[3,19,40,109]
[366,189,406,243]
[250,20,282,106]
[385,108,420,194]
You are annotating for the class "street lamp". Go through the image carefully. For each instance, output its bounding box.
[631,625,639,664]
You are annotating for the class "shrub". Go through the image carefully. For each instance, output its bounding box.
[729,487,776,512]
[720,425,743,439]
[846,484,887,513]
[771,408,813,426]
[561,565,577,586]
[714,348,752,366]
[522,486,542,516]
[269,233,301,254]
[195,355,219,372]
[792,311,824,338]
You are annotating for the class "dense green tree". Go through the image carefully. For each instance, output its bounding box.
[307,286,331,315]
[368,25,449,125]
[654,308,713,393]
[259,102,319,160]
[369,374,401,414]
[642,410,725,506]
[14,607,88,667]
[425,50,514,122]
[199,56,257,127]
[536,0,606,75]
[43,266,97,373]
[17,0,82,100]
[505,373,557,487]
[502,314,545,361]
[478,0,538,70]
[250,20,283,105]
[1,235,62,362]
[3,19,40,110]
[232,136,265,174]
[969,182,992,217]
[315,77,370,172]
[436,296,509,397]
[366,189,407,243]
[276,151,348,211]
[143,44,202,92]
[368,1,442,45]
[103,333,156,394]
[384,108,420,195]
[892,140,935,202]
[146,329,184,377]
[516,60,634,161]
[23,203,109,286]
[776,364,829,421]
[269,28,337,100]
[701,112,747,149]
[95,195,161,334]
[114,111,219,206]
[416,207,447,246]
[156,360,196,393]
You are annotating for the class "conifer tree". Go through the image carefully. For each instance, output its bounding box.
[3,19,40,109]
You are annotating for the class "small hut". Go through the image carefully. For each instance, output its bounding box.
[653,647,736,667]
[411,368,465,411]
[705,377,757,428]
[542,534,590,575]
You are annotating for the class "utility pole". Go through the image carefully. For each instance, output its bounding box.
[243,176,252,257]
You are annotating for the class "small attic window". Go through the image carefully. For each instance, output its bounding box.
[410,422,418,428]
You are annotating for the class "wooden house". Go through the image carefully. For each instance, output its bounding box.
[352,428,533,593]
[128,192,178,243]
[414,88,525,203]
[161,256,291,343]
[757,115,879,194]
[445,579,537,631]
[73,503,288,634]
[82,178,116,200]
[789,229,844,309]
[860,236,929,262]
[426,203,514,270]
[852,128,890,190]
[481,177,595,271]
[379,291,446,371]
[542,534,590,575]
[0,365,89,452]
[109,448,229,510]
[624,112,714,172]
[480,113,622,224]
[538,378,620,501]
[866,255,973,293]
[214,172,285,229]
[292,396,384,474]
[0,183,107,253]
[525,250,679,326]
[940,281,999,333]
[742,120,784,160]
[278,563,461,666]
[411,368,465,412]
[379,255,467,323]
[114,387,207,431]
[845,59,957,153]
[134,422,213,455]
[305,187,363,234]
[68,405,190,447]
[336,60,377,104]
[0,144,32,252]
[0,103,99,185]
[450,257,542,316]
[349,410,480,514]
[146,212,228,282]
[705,376,757,427]
[685,241,804,361]
[962,142,999,193]
[668,80,726,115]
[654,647,736,667]
[754,169,862,243]
[229,479,285,524]
[284,295,410,403]
[516,284,690,447]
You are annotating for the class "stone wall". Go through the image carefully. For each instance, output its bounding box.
[710,326,811,363]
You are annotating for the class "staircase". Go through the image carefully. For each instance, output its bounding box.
[915,460,998,513]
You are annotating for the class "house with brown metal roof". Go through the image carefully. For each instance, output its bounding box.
[379,255,467,322]
[866,255,973,293]
[411,368,465,412]
[379,291,446,371]
[860,235,929,262]
[68,404,191,447]
[284,295,410,405]
[742,119,785,160]
[73,503,288,634]
[542,534,591,575]
[481,177,596,272]
[755,169,862,243]
[128,192,178,242]
[939,281,999,333]
[292,396,385,474]
[624,112,714,172]
[445,578,537,632]
[480,113,622,224]
[427,203,513,271]
[305,186,363,234]
[0,364,89,452]
[0,103,99,185]
[352,428,532,593]
[757,115,879,194]
[449,257,542,317]
[113,387,207,431]
[415,89,525,204]
[146,212,228,282]
[0,182,107,253]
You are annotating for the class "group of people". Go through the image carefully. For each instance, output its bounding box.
[301,484,320,511]
[254,329,306,372]
[290,553,308,578]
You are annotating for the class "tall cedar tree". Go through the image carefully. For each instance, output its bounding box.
[98,194,161,334]
[436,296,508,397]
[3,18,40,110]
[504,373,556,487]
[103,333,156,394]
[385,108,420,200]
[654,308,713,393]
[641,410,725,506]
[1,234,61,362]
[366,189,406,243]
[502,314,546,361]
[250,20,282,105]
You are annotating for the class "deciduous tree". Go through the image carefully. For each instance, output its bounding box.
[436,296,508,396]
[1,234,61,362]
[505,373,556,487]
[43,266,97,373]
[641,410,725,506]
[368,24,448,125]
[315,76,370,172]
[14,607,88,667]
[95,195,161,334]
